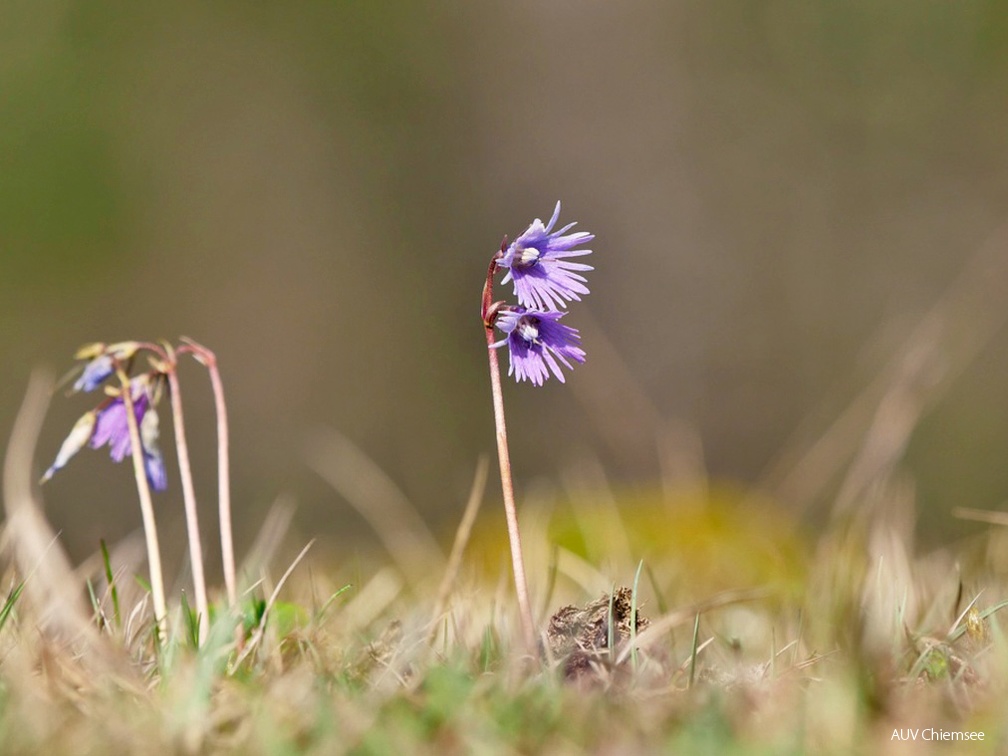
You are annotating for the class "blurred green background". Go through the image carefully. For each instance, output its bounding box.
[4,2,1008,571]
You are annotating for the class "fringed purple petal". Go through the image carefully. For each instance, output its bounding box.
[498,203,594,310]
[493,306,585,386]
[88,379,164,489]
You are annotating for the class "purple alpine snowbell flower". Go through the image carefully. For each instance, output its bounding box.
[74,354,115,392]
[498,201,594,311]
[89,376,167,491]
[72,342,140,392]
[492,306,586,386]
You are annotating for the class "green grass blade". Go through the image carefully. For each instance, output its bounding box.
[0,581,25,633]
[315,584,353,622]
[688,612,701,689]
[100,539,120,628]
[181,592,201,649]
[86,578,102,629]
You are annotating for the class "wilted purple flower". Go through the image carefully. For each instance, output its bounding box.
[44,375,167,491]
[492,306,586,386]
[140,406,167,491]
[72,342,140,392]
[41,411,98,483]
[90,383,149,462]
[93,378,167,492]
[498,202,594,311]
[90,378,166,490]
[74,354,115,392]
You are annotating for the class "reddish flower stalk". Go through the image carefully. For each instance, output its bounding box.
[160,344,210,645]
[180,338,236,608]
[482,248,538,657]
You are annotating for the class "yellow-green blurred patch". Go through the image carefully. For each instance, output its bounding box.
[464,482,807,603]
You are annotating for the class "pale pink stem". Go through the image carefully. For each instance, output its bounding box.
[179,340,236,608]
[115,365,167,638]
[207,358,236,608]
[485,340,537,656]
[484,299,537,657]
[165,367,210,644]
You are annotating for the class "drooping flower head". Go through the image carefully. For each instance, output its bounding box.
[90,375,166,491]
[72,341,140,392]
[492,306,586,386]
[43,373,167,491]
[498,201,594,311]
[75,354,115,392]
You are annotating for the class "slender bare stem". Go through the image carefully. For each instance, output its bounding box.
[180,339,236,608]
[165,365,210,645]
[485,327,537,657]
[482,247,537,658]
[207,355,236,608]
[115,366,167,638]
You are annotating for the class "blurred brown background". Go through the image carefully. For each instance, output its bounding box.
[3,2,1008,572]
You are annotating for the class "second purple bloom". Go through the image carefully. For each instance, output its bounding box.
[492,306,586,386]
[90,377,167,491]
